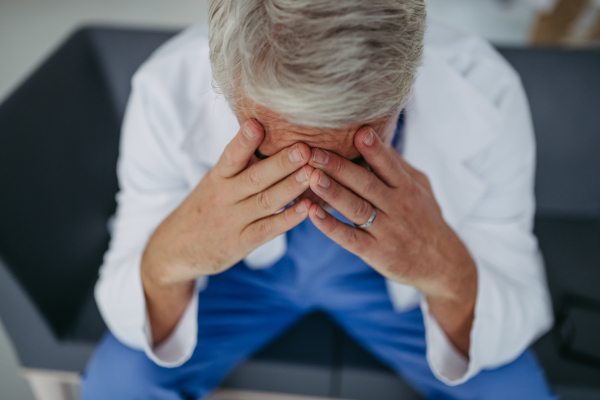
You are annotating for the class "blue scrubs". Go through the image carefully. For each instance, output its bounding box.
[82,117,556,399]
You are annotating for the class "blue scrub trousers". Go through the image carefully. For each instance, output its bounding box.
[82,214,556,400]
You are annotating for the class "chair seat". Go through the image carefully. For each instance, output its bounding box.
[533,216,600,390]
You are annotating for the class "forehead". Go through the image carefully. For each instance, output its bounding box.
[257,118,360,159]
[237,101,363,159]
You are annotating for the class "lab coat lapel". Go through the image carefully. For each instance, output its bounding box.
[402,48,502,230]
[182,91,239,170]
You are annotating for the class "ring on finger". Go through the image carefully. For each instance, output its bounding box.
[354,208,377,229]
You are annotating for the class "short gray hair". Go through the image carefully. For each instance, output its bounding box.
[208,0,426,128]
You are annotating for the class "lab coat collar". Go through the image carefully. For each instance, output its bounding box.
[407,48,502,161]
[400,47,502,229]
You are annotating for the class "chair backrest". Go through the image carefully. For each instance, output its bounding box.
[497,48,600,218]
[0,27,175,338]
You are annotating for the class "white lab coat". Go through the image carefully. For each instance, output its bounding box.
[95,22,553,386]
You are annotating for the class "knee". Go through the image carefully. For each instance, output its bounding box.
[81,333,164,400]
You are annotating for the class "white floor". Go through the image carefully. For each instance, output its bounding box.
[0,1,538,399]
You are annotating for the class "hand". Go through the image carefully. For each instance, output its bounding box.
[143,120,314,285]
[141,120,313,343]
[307,126,477,355]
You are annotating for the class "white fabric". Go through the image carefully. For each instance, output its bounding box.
[94,21,553,386]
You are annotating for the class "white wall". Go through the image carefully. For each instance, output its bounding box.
[0,0,208,103]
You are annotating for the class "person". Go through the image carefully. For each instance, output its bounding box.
[81,1,556,398]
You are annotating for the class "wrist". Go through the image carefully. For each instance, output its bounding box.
[430,224,478,303]
[141,242,194,290]
[425,256,477,357]
[141,249,195,346]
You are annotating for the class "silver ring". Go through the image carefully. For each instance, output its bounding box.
[355,208,377,229]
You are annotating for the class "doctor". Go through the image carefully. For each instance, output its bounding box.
[82,0,555,399]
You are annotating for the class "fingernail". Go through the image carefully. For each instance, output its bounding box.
[318,173,331,188]
[244,125,256,140]
[312,149,329,165]
[289,144,304,163]
[295,167,309,183]
[316,206,327,219]
[295,200,307,213]
[362,129,374,146]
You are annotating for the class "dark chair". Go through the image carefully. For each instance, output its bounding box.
[497,48,600,399]
[0,26,598,400]
[0,27,179,400]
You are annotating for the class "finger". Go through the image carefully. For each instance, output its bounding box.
[213,120,264,179]
[354,126,410,188]
[309,169,376,226]
[240,165,314,221]
[241,198,312,249]
[308,147,387,205]
[247,154,260,169]
[308,204,375,257]
[234,142,311,199]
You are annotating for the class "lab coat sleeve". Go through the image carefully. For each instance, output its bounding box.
[421,75,553,384]
[94,70,207,367]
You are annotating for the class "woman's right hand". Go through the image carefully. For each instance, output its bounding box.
[142,119,314,287]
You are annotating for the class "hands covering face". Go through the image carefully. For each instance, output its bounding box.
[144,118,476,303]
[142,120,314,285]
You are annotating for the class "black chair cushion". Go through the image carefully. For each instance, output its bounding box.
[0,27,176,339]
[497,48,600,217]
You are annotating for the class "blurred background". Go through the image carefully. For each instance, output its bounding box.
[2,0,599,103]
[0,0,599,399]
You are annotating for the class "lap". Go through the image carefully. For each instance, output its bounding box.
[83,248,556,400]
[322,269,556,400]
[82,261,306,400]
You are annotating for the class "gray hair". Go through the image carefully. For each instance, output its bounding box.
[208,0,426,128]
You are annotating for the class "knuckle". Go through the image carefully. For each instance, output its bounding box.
[323,216,338,234]
[256,191,272,211]
[246,165,262,188]
[345,228,362,249]
[256,218,274,238]
[222,148,236,167]
[354,199,371,219]
[405,180,419,196]
[399,174,416,194]
[282,208,295,226]
[204,189,227,208]
[328,184,341,200]
[276,151,287,172]
[330,156,344,176]
[418,172,431,187]
[384,157,396,176]
[205,168,218,183]
[363,174,379,195]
